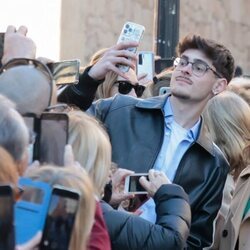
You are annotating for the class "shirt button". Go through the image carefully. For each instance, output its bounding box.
[222,230,228,237]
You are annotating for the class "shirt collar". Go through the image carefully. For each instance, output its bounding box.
[163,97,201,140]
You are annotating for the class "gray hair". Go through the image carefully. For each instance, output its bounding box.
[0,102,29,161]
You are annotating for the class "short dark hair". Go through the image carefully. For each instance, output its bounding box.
[177,35,235,83]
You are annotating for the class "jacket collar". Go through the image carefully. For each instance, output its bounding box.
[135,94,215,156]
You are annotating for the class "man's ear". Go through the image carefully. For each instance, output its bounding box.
[212,78,227,95]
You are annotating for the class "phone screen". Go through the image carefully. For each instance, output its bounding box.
[47,60,80,85]
[39,113,68,166]
[40,187,80,250]
[0,185,15,250]
[128,174,148,193]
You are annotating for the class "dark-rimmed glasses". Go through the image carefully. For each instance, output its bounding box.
[0,58,54,107]
[115,80,146,97]
[174,57,223,78]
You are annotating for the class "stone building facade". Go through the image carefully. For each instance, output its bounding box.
[60,0,250,74]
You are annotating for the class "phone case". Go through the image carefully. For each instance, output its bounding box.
[117,22,145,72]
[15,178,52,245]
[137,51,155,81]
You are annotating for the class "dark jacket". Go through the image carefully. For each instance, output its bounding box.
[101,184,191,250]
[58,69,229,249]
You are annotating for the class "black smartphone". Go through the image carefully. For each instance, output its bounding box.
[40,185,80,250]
[46,59,80,85]
[0,184,15,250]
[39,112,69,166]
[0,32,5,68]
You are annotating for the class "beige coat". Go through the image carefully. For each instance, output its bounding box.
[219,166,250,250]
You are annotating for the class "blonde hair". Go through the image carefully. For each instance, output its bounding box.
[88,48,108,66]
[68,111,112,197]
[24,165,95,250]
[0,146,19,185]
[228,77,250,106]
[203,91,250,179]
[95,71,118,99]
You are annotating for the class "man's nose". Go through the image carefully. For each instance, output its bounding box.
[181,62,193,75]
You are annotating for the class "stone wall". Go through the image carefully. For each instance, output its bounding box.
[180,0,250,75]
[60,0,250,74]
[60,0,155,66]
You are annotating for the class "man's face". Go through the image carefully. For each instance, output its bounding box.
[170,49,219,103]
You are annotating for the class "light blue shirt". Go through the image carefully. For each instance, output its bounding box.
[139,97,201,222]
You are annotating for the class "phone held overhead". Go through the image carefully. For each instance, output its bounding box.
[117,22,145,72]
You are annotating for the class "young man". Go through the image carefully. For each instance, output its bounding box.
[59,35,235,249]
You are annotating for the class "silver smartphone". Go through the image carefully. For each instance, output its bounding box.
[117,22,145,72]
[137,51,155,81]
[124,173,148,194]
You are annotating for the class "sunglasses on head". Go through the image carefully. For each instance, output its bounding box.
[115,81,146,97]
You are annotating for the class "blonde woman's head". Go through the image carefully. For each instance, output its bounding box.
[68,111,112,197]
[203,91,250,179]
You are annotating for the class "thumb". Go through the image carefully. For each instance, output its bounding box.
[139,176,150,191]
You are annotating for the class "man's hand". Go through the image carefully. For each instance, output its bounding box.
[139,169,171,197]
[88,41,138,81]
[109,168,135,206]
[2,25,36,65]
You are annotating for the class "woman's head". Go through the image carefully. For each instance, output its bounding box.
[24,165,95,250]
[203,91,250,179]
[68,111,112,197]
[95,68,143,99]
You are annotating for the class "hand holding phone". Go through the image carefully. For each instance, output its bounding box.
[117,22,145,72]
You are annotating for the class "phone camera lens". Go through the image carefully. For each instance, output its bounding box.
[129,28,132,32]
[125,24,130,29]
[124,29,127,34]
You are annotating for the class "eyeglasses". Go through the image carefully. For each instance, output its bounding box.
[174,57,223,78]
[0,58,54,107]
[115,81,146,97]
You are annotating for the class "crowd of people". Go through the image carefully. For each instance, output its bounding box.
[0,23,249,250]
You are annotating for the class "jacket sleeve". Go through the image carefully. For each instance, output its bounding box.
[57,66,101,110]
[102,184,191,250]
[186,159,229,249]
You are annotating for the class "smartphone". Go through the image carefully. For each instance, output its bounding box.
[0,32,5,68]
[137,51,155,82]
[15,178,52,245]
[159,86,171,95]
[117,22,145,72]
[40,185,80,250]
[124,173,149,194]
[46,59,80,85]
[0,185,15,250]
[39,112,69,166]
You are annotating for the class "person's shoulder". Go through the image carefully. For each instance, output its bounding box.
[110,93,167,110]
